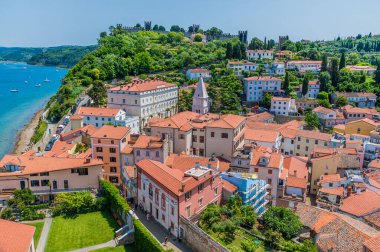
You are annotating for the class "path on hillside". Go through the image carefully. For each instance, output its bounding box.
[36,217,52,252]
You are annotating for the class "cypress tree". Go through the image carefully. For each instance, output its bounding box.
[321,55,328,72]
[226,42,233,59]
[330,57,340,87]
[283,72,290,94]
[375,62,380,84]
[339,52,346,70]
[232,44,242,59]
[302,76,309,96]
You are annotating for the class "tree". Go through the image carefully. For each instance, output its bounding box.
[152,24,159,31]
[305,112,320,129]
[194,34,203,42]
[318,99,332,108]
[283,72,290,94]
[88,80,107,106]
[158,25,166,31]
[226,42,233,59]
[133,52,153,74]
[339,52,346,70]
[232,44,242,59]
[318,71,331,92]
[100,31,107,38]
[330,57,340,87]
[263,92,273,108]
[170,25,184,32]
[375,62,380,84]
[335,95,348,107]
[317,91,329,101]
[321,55,328,72]
[248,37,264,50]
[302,76,309,96]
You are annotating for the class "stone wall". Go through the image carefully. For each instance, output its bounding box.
[179,216,229,252]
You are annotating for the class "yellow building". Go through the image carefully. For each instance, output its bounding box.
[333,118,378,136]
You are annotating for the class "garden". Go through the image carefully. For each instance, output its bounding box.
[199,196,317,252]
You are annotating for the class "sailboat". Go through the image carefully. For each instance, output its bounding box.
[35,83,42,87]
[24,80,28,84]
[10,88,19,92]
[44,77,50,82]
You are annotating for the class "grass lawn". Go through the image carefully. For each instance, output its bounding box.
[45,211,119,252]
[26,221,44,247]
[90,245,134,252]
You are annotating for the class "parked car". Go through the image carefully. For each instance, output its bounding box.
[63,116,70,125]
[45,144,52,151]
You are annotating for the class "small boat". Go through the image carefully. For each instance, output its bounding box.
[24,80,28,84]
[10,89,19,92]
[44,77,50,82]
[35,83,42,87]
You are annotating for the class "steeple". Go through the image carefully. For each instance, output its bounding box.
[192,77,209,114]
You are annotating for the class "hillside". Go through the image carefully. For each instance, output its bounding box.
[0,45,96,68]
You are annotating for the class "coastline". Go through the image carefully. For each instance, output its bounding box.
[12,110,43,154]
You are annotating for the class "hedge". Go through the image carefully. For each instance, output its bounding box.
[99,180,166,252]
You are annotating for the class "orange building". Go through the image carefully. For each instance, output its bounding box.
[91,125,131,184]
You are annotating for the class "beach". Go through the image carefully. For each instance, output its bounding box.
[12,110,43,154]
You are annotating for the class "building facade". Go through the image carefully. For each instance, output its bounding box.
[246,50,274,60]
[270,97,297,116]
[243,76,282,102]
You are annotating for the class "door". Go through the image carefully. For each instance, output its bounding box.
[53,180,57,189]
[20,181,25,189]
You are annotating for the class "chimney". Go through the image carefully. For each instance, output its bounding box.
[346,186,352,197]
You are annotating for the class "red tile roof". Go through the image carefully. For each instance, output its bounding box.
[243,76,281,81]
[368,159,380,170]
[313,106,335,114]
[246,112,274,123]
[91,125,130,139]
[188,68,209,73]
[346,118,379,127]
[207,114,246,129]
[364,212,380,229]
[319,174,343,183]
[109,79,177,92]
[286,176,307,189]
[222,179,238,192]
[0,155,102,177]
[165,153,230,173]
[363,234,380,252]
[0,219,35,252]
[283,156,308,180]
[319,187,344,196]
[77,107,122,117]
[133,135,163,149]
[245,129,279,143]
[340,189,380,217]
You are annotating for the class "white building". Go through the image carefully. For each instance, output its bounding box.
[267,62,286,75]
[286,60,322,73]
[186,69,210,80]
[192,77,209,114]
[246,50,274,60]
[305,80,320,98]
[243,76,282,102]
[270,97,297,116]
[107,79,178,126]
[227,61,258,76]
[346,65,376,75]
[76,107,140,134]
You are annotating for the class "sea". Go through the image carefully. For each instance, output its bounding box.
[0,61,68,158]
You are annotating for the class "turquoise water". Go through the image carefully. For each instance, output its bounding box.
[0,62,67,158]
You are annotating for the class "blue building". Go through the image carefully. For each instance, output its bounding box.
[220,172,269,215]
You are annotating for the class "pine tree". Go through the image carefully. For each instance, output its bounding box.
[339,52,346,70]
[226,42,233,59]
[321,55,328,72]
[302,76,309,96]
[330,57,340,87]
[283,72,290,94]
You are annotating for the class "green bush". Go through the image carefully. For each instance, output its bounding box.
[100,180,166,252]
[30,120,47,144]
[51,191,101,216]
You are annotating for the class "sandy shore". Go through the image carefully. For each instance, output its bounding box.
[13,110,43,154]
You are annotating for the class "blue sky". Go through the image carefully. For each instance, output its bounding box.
[1,0,379,47]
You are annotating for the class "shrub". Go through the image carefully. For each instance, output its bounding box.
[51,191,98,216]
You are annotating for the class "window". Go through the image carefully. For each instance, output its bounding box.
[109,176,118,183]
[254,168,259,173]
[136,150,140,156]
[315,140,319,144]
[186,206,191,218]
[324,142,328,147]
[31,180,40,187]
[171,206,174,215]
[200,136,205,143]
[30,173,38,177]
[162,214,165,221]
[143,183,146,190]
[267,178,272,184]
[97,156,103,160]
[155,188,159,203]
[297,145,300,150]
[192,135,197,142]
[146,151,150,157]
[198,198,203,206]
[41,180,50,186]
[298,137,301,141]
[110,157,117,162]
[156,151,160,157]
[305,146,309,151]
[109,148,116,153]
[221,133,228,138]
[214,187,218,195]
[329,183,333,187]
[199,149,204,156]
[64,180,69,189]
[185,191,192,201]
[198,183,204,193]
[268,169,272,174]
[306,139,309,143]
[179,134,184,139]
[143,196,145,203]
[211,132,215,137]
[111,140,114,144]
[110,167,117,173]
[96,147,103,152]
[161,194,166,210]
[149,184,153,197]
[98,139,101,143]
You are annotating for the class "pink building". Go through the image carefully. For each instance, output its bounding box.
[136,159,222,237]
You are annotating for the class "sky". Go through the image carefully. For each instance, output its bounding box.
[1,0,380,47]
